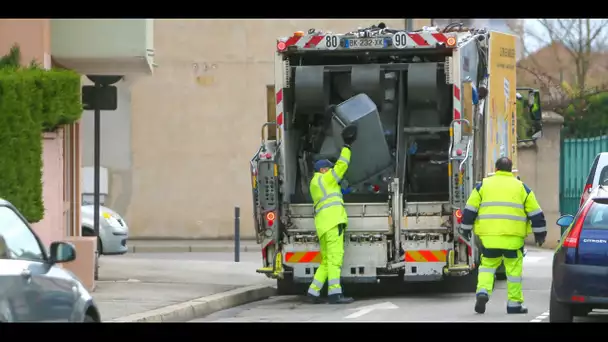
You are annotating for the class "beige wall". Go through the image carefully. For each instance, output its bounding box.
[128,19,409,239]
[517,112,565,249]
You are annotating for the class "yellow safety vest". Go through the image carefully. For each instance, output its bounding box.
[309,147,351,237]
[466,172,530,238]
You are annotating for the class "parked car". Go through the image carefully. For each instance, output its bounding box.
[0,199,101,322]
[579,152,608,208]
[81,205,129,256]
[551,185,608,322]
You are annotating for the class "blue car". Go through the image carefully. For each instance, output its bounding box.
[551,186,608,322]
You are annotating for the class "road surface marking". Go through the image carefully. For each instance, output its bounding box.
[530,310,549,322]
[344,302,399,319]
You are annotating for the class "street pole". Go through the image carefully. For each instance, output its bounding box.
[84,75,122,282]
[93,82,101,239]
[406,19,413,32]
[234,206,240,262]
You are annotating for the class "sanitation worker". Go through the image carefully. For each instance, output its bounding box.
[305,123,358,305]
[460,157,547,314]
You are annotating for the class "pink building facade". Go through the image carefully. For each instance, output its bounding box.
[0,19,81,247]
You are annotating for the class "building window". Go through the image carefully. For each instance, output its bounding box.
[266,85,277,140]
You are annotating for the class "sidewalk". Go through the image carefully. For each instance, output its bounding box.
[126,239,259,254]
[95,252,275,322]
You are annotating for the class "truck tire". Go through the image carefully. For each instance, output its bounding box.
[277,274,298,296]
[495,272,507,281]
[549,282,574,322]
[443,269,478,293]
[495,262,507,280]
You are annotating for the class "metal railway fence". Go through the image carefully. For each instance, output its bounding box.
[559,133,608,216]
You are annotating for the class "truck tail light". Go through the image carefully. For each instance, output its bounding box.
[266,211,276,226]
[454,209,463,224]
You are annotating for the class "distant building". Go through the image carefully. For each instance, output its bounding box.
[517,41,608,103]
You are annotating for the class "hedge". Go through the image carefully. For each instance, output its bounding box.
[0,45,82,222]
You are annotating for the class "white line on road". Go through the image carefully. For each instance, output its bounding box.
[344,302,399,319]
[530,310,549,322]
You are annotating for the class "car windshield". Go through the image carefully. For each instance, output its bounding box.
[583,201,608,229]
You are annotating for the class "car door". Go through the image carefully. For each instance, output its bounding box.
[0,259,36,322]
[574,199,608,297]
[0,205,77,321]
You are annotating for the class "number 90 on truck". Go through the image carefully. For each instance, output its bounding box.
[251,24,543,294]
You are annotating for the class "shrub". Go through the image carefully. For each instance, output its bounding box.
[0,45,82,222]
[563,92,608,138]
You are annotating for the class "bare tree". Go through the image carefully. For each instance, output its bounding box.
[512,19,608,112]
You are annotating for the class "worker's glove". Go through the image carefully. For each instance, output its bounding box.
[460,229,471,241]
[341,187,352,195]
[534,231,547,247]
[342,124,358,147]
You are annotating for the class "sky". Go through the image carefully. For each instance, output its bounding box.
[523,19,546,53]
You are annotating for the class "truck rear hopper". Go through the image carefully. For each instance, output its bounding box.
[254,27,484,294]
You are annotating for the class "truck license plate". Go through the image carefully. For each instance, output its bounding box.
[345,38,386,49]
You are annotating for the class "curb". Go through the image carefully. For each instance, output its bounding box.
[127,245,257,254]
[109,284,276,322]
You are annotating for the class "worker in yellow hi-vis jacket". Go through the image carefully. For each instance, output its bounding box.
[460,157,547,315]
[305,124,358,305]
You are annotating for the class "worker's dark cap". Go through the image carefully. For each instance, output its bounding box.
[314,159,334,172]
[495,157,513,172]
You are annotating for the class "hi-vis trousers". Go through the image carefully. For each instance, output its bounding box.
[476,247,524,306]
[308,224,345,297]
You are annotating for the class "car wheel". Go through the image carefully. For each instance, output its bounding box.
[572,306,592,317]
[96,237,103,255]
[84,314,98,323]
[549,282,573,322]
[443,268,478,293]
[82,227,103,255]
[277,273,298,296]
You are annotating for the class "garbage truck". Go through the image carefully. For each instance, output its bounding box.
[251,23,544,294]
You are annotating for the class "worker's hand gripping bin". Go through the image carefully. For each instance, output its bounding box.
[331,93,394,191]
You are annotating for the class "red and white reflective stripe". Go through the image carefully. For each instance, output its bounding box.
[406,32,449,47]
[453,85,461,120]
[282,35,326,49]
[279,32,452,51]
[276,89,284,128]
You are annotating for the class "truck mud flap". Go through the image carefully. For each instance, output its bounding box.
[294,65,328,113]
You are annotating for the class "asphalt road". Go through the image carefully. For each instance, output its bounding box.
[189,248,608,322]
